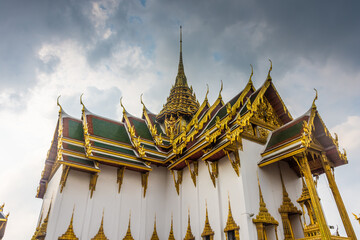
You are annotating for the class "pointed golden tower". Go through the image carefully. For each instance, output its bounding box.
[183,210,195,240]
[168,214,176,240]
[252,175,278,240]
[201,202,214,240]
[224,196,240,240]
[122,214,134,240]
[91,211,108,240]
[157,26,200,137]
[58,210,79,240]
[36,203,52,240]
[31,210,43,240]
[150,216,159,240]
[278,167,302,240]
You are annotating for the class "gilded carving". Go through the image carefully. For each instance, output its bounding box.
[171,170,183,195]
[141,172,149,198]
[89,173,98,198]
[117,167,125,193]
[185,160,198,187]
[224,150,240,177]
[224,196,240,240]
[58,210,79,240]
[59,165,70,193]
[205,161,218,187]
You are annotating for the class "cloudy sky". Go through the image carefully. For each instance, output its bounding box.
[0,0,359,239]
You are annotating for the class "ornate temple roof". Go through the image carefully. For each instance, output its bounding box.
[156,26,200,122]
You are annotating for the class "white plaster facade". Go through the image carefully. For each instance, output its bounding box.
[39,138,305,239]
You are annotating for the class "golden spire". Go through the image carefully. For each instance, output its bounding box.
[150,215,159,240]
[201,202,214,238]
[175,26,187,87]
[218,80,223,100]
[224,195,239,232]
[36,202,52,239]
[123,213,134,240]
[59,209,79,240]
[31,210,43,240]
[91,211,108,240]
[184,209,195,240]
[253,174,278,225]
[168,214,176,240]
[157,26,199,123]
[278,167,301,214]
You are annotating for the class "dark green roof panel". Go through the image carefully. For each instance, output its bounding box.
[66,156,94,167]
[266,121,303,150]
[68,119,84,141]
[93,141,136,156]
[92,117,132,144]
[131,118,153,140]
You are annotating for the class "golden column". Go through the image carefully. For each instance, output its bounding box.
[320,153,357,240]
[299,154,332,239]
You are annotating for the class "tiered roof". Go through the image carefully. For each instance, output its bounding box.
[36,35,348,200]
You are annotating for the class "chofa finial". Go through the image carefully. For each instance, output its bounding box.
[312,88,318,109]
[218,80,223,99]
[205,84,209,101]
[249,64,254,83]
[120,97,126,114]
[267,59,272,80]
[57,95,62,113]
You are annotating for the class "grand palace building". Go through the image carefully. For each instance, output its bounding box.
[32,27,357,240]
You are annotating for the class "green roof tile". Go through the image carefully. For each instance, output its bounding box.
[93,141,136,156]
[65,156,95,167]
[64,143,85,154]
[92,117,132,145]
[131,118,153,141]
[68,119,84,141]
[265,120,303,150]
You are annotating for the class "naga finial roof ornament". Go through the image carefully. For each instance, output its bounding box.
[267,59,272,80]
[57,95,62,113]
[312,88,318,109]
[205,84,209,101]
[249,64,254,84]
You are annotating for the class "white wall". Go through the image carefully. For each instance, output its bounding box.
[41,139,305,239]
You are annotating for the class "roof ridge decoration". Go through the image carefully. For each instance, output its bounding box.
[141,94,164,146]
[168,214,176,240]
[121,97,146,158]
[224,195,240,239]
[150,215,159,240]
[91,211,108,240]
[156,26,200,124]
[122,213,134,240]
[59,208,79,240]
[183,209,195,240]
[80,94,93,158]
[201,201,214,239]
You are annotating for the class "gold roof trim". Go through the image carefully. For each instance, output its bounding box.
[59,209,79,240]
